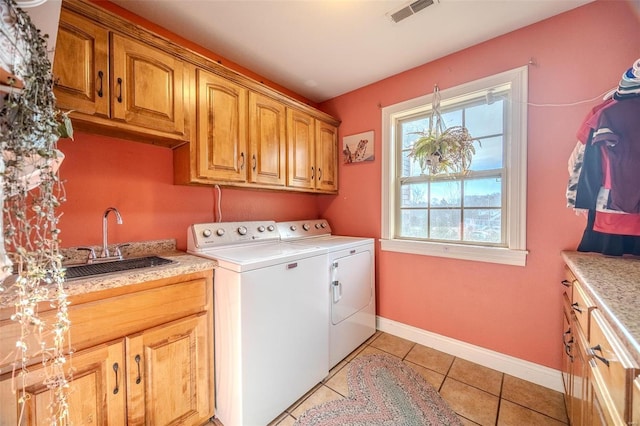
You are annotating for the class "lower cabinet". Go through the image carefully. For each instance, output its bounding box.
[126,313,210,425]
[562,266,639,426]
[0,271,214,426]
[0,340,126,425]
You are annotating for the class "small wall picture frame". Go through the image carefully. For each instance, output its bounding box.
[343,130,374,164]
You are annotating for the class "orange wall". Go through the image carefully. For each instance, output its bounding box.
[318,0,640,369]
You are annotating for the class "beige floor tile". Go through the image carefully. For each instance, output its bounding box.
[275,414,297,426]
[351,344,390,360]
[403,360,446,390]
[502,375,568,423]
[448,357,503,396]
[405,343,455,375]
[440,377,499,426]
[324,364,350,396]
[498,399,568,426]
[369,332,415,358]
[458,416,481,425]
[268,412,291,426]
[290,384,344,419]
[284,382,323,414]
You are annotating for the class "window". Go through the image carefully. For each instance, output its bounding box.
[381,67,528,266]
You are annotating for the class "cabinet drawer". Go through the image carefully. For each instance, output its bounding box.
[0,278,208,373]
[571,278,596,337]
[589,309,636,423]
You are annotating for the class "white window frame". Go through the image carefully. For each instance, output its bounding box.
[381,66,529,266]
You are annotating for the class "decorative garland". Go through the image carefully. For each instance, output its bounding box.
[1,0,73,423]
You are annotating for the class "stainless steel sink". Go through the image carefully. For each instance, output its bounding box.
[64,256,175,280]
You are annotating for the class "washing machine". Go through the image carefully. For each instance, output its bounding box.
[278,219,375,369]
[187,221,328,426]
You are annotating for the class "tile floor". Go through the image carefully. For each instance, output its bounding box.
[212,331,568,426]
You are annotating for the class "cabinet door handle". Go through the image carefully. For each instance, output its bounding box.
[589,344,610,367]
[311,166,315,180]
[318,168,322,181]
[239,152,245,170]
[97,70,104,98]
[252,154,256,171]
[561,279,571,287]
[135,354,142,384]
[112,362,120,394]
[116,77,123,103]
[571,302,582,314]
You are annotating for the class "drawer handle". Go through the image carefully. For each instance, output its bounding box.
[561,279,571,287]
[112,362,119,394]
[135,354,142,384]
[311,166,315,180]
[252,154,256,171]
[97,70,104,98]
[317,168,322,181]
[239,152,245,170]
[571,302,583,314]
[590,344,610,367]
[116,77,123,103]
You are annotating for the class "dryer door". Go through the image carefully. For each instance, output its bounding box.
[331,249,372,325]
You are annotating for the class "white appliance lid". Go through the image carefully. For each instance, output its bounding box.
[191,242,327,272]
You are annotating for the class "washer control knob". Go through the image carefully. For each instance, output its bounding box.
[237,226,248,235]
[303,223,310,231]
[216,228,225,237]
[267,225,275,232]
[315,223,322,229]
[202,229,212,237]
[257,225,266,232]
[290,225,297,231]
[320,222,327,228]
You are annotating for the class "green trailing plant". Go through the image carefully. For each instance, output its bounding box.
[1,0,73,423]
[408,84,479,176]
[409,125,479,175]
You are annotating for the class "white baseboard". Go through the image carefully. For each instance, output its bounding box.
[376,316,564,393]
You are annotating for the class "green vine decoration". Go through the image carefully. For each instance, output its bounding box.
[1,0,73,423]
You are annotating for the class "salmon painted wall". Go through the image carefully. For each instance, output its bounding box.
[318,0,640,370]
[57,0,322,250]
[57,134,319,249]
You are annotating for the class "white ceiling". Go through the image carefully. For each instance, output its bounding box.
[109,0,594,103]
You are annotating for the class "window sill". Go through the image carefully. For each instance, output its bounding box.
[380,239,528,266]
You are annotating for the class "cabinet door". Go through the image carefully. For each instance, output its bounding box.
[287,109,315,190]
[248,92,286,186]
[632,377,639,426]
[0,340,126,425]
[52,9,109,117]
[126,312,212,426]
[571,324,590,425]
[315,120,338,192]
[196,69,248,182]
[111,34,185,137]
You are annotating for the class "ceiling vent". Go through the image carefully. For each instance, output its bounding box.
[387,0,434,23]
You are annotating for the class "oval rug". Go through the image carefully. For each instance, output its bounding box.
[294,354,462,426]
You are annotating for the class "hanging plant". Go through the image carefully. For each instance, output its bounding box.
[409,85,479,176]
[1,0,73,424]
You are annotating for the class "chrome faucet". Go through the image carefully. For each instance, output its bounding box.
[101,207,123,259]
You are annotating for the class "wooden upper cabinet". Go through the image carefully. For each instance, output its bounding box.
[287,108,338,193]
[111,34,185,137]
[53,8,109,117]
[195,69,248,183]
[249,92,286,186]
[315,120,338,192]
[287,108,316,190]
[52,6,188,147]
